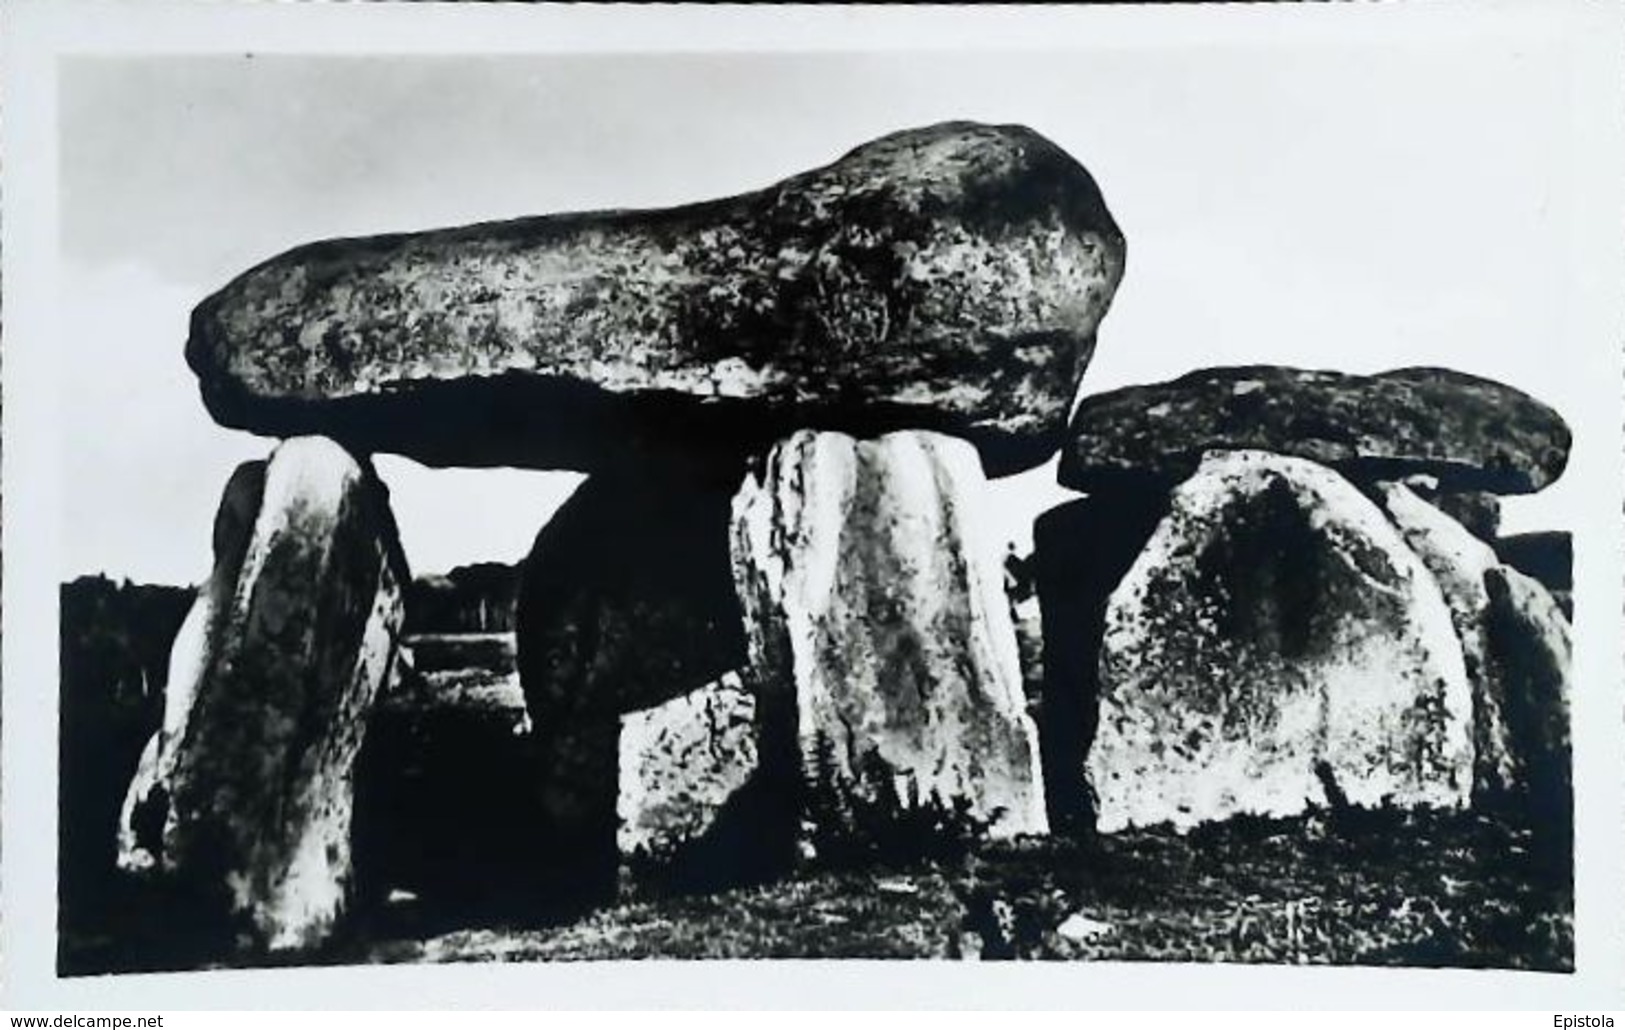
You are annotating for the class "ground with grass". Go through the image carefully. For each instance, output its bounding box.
[336,807,1569,969]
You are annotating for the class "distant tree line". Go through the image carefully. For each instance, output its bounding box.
[403,561,520,634]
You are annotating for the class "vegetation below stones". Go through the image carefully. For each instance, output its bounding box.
[345,807,1569,968]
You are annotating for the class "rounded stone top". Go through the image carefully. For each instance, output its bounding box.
[188,121,1126,477]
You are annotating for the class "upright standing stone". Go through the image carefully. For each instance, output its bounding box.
[731,429,1047,847]
[1375,481,1518,800]
[1485,566,1572,827]
[117,437,408,951]
[187,122,1125,477]
[120,461,266,875]
[1089,451,1473,833]
[515,466,750,898]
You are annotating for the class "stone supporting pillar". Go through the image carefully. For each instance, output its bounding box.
[514,466,756,900]
[1088,450,1474,833]
[730,429,1048,852]
[118,436,409,952]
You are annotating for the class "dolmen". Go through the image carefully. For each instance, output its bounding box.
[115,115,1574,962]
[119,121,1127,954]
[1035,366,1573,834]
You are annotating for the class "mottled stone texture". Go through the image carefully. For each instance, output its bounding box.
[118,437,408,951]
[189,122,1126,477]
[118,462,268,881]
[1089,451,1473,833]
[514,467,749,899]
[731,429,1047,846]
[1375,482,1517,800]
[1030,492,1171,831]
[618,672,765,889]
[1061,367,1570,495]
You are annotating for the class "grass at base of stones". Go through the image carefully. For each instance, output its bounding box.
[345,806,1569,969]
[57,805,1569,973]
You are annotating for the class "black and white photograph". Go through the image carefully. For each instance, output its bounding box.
[5,0,1624,1012]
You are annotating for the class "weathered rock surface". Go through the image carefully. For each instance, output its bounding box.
[1375,482,1516,799]
[1485,567,1572,827]
[618,672,765,886]
[117,437,408,950]
[189,122,1126,477]
[1060,367,1570,495]
[1030,491,1171,831]
[1089,450,1474,833]
[731,429,1048,845]
[515,466,750,897]
[119,463,268,878]
[117,601,206,876]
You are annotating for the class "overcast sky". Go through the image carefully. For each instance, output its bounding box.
[58,43,1592,583]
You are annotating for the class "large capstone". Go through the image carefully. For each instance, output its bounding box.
[1089,450,1474,833]
[731,429,1048,849]
[189,122,1126,477]
[1060,367,1570,495]
[514,466,752,900]
[117,437,408,951]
